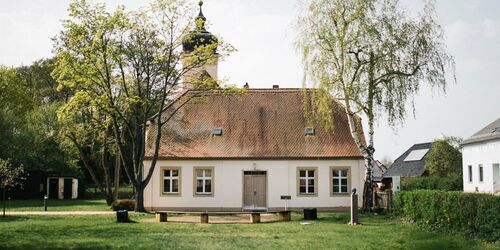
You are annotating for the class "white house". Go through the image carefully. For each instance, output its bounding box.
[142,1,366,212]
[461,117,500,194]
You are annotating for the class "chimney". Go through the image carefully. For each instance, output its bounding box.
[272,85,279,89]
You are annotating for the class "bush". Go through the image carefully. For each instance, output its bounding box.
[401,175,462,191]
[111,199,136,211]
[394,190,500,242]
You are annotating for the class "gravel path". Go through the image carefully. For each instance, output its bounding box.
[4,211,116,215]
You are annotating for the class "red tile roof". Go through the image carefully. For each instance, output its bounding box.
[145,88,364,159]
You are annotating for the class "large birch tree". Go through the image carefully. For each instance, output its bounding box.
[296,0,455,210]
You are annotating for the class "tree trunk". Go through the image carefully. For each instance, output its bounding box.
[362,152,375,211]
[134,182,146,212]
[112,147,121,202]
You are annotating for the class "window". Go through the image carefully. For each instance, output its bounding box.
[304,127,315,136]
[194,167,214,196]
[212,128,222,136]
[161,167,181,196]
[297,168,317,196]
[331,167,350,195]
[468,165,473,182]
[479,164,483,182]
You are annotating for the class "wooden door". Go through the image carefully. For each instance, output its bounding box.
[243,171,267,210]
[253,175,267,208]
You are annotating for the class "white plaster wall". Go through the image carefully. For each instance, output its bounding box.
[58,178,64,199]
[72,179,78,199]
[143,159,365,210]
[462,138,500,193]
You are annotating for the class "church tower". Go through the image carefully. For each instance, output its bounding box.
[181,1,218,90]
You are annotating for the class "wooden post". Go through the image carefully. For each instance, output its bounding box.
[350,191,358,225]
[251,213,261,223]
[201,213,209,223]
[156,212,168,222]
[2,187,5,217]
[277,211,291,221]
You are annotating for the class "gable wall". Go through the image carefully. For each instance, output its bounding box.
[462,138,500,193]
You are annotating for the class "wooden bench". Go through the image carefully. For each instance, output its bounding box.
[155,210,292,223]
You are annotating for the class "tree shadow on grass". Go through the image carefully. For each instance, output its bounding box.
[0,216,31,222]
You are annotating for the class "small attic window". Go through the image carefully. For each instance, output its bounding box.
[304,127,315,136]
[212,128,223,136]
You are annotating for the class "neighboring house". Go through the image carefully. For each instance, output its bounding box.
[372,160,388,190]
[384,142,433,178]
[461,117,500,194]
[372,160,388,183]
[142,2,366,212]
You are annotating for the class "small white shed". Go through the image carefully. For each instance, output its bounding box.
[46,177,78,199]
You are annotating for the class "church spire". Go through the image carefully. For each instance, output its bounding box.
[182,0,218,53]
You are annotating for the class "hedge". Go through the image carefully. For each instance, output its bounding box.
[401,175,462,191]
[394,190,500,242]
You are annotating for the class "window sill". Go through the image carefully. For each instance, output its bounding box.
[330,193,350,197]
[193,193,214,197]
[297,193,318,197]
[161,192,181,197]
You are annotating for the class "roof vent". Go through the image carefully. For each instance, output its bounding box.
[272,85,279,89]
[304,127,315,136]
[212,128,222,136]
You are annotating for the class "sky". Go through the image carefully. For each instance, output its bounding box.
[1,0,499,161]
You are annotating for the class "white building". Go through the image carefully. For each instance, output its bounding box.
[461,117,500,194]
[142,2,366,212]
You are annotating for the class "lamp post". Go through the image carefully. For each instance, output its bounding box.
[44,195,48,211]
[2,187,5,217]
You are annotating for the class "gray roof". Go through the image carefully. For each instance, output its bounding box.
[383,142,432,177]
[372,160,387,182]
[462,117,500,145]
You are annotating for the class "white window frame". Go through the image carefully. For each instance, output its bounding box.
[468,165,473,183]
[161,167,181,196]
[331,167,351,195]
[194,167,214,196]
[479,164,483,182]
[297,167,317,196]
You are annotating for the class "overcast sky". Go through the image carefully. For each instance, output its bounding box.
[1,0,499,161]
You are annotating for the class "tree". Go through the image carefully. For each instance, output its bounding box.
[0,159,26,217]
[426,137,462,177]
[296,0,455,210]
[57,93,121,205]
[53,0,233,211]
[17,58,72,104]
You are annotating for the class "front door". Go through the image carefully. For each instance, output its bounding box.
[243,171,267,210]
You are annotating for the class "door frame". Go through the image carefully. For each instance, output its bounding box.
[241,170,268,211]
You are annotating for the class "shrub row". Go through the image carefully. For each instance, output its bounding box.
[111,199,136,211]
[401,175,462,191]
[393,190,500,242]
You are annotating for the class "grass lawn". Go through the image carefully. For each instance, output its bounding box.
[3,199,110,212]
[0,213,497,250]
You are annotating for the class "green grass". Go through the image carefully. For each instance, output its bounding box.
[0,213,497,250]
[3,199,110,211]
